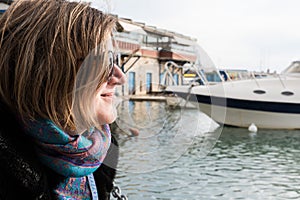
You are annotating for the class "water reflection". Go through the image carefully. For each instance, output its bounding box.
[114,100,220,173]
[113,101,300,200]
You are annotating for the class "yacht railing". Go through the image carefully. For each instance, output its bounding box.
[161,60,299,90]
[163,61,229,87]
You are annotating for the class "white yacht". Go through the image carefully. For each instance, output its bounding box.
[165,61,300,130]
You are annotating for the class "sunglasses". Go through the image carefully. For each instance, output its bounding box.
[107,50,118,82]
[77,51,118,82]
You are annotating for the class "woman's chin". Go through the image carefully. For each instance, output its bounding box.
[105,115,117,124]
[97,108,117,125]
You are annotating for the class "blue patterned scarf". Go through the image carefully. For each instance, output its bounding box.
[24,120,111,199]
[25,120,111,177]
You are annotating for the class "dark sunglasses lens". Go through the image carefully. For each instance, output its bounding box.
[108,66,114,81]
[107,51,115,81]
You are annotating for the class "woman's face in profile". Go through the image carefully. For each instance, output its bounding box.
[93,64,125,125]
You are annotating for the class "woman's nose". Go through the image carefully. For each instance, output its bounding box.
[108,64,126,85]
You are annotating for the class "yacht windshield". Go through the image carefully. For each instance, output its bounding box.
[281,61,300,74]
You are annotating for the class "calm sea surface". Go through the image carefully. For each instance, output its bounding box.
[112,100,300,200]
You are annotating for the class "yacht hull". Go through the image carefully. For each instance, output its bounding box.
[197,97,300,129]
[166,77,300,129]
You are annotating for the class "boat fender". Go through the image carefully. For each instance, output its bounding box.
[248,123,258,132]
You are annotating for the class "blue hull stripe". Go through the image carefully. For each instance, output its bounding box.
[175,92,300,114]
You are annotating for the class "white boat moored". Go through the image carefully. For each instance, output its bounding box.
[165,61,300,130]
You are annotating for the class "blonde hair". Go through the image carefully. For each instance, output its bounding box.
[0,0,117,132]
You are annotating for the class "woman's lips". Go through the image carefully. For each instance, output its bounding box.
[101,92,114,97]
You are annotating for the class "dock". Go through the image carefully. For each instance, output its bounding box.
[124,94,167,102]
[129,95,167,101]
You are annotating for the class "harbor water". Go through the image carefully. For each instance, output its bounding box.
[112,100,300,200]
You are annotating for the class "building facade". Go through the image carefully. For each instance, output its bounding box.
[114,18,197,96]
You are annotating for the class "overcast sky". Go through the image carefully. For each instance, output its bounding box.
[89,0,300,72]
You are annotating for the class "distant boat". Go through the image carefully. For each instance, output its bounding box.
[0,1,11,14]
[165,61,300,130]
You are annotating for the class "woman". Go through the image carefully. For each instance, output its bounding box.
[0,0,125,199]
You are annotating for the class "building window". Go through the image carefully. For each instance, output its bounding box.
[128,72,136,95]
[146,72,152,93]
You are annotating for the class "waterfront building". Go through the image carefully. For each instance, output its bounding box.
[113,18,197,96]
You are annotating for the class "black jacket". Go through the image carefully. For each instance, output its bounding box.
[0,101,119,200]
